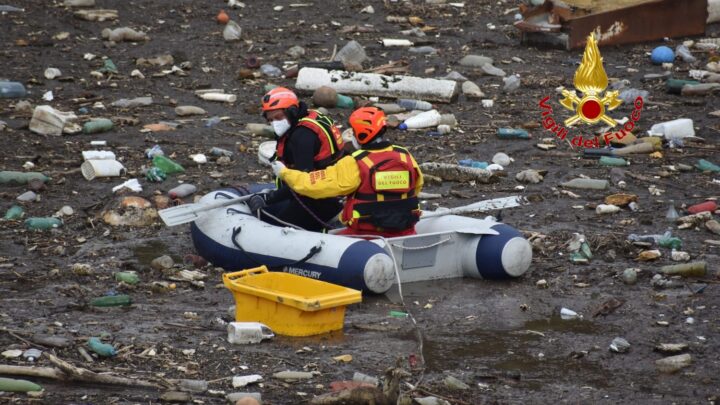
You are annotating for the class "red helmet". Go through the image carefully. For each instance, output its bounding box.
[261,87,299,112]
[349,107,386,145]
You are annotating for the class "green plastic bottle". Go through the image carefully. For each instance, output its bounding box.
[4,205,24,220]
[87,337,117,357]
[666,79,699,95]
[83,118,114,134]
[497,128,531,139]
[25,217,62,230]
[389,310,409,318]
[335,94,355,109]
[658,237,682,250]
[0,377,42,392]
[115,271,139,285]
[153,155,185,174]
[696,159,720,173]
[599,156,628,167]
[0,171,49,185]
[90,294,132,307]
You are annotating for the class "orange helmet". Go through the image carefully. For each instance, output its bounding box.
[261,87,299,112]
[349,107,387,145]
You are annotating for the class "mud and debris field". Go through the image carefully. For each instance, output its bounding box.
[1,0,720,404]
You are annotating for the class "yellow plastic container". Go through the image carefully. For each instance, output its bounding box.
[222,266,362,337]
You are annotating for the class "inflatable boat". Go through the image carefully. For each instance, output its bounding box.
[191,188,533,294]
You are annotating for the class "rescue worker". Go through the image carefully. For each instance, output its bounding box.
[247,87,345,231]
[271,106,424,237]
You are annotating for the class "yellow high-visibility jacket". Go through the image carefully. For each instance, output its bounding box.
[279,145,424,204]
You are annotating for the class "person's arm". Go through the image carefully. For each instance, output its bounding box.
[410,153,424,195]
[279,155,361,199]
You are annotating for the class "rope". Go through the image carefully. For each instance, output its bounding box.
[289,188,336,230]
[258,207,305,230]
[389,237,452,251]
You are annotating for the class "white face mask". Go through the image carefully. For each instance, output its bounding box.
[271,119,291,137]
[351,136,361,150]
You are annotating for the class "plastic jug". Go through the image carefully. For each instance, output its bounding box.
[647,118,694,139]
[227,322,274,344]
[398,109,441,130]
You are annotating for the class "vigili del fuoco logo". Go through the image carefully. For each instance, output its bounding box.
[538,33,644,148]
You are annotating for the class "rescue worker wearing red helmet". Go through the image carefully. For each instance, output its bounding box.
[247,87,346,231]
[271,106,424,237]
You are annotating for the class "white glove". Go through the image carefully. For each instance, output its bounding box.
[271,160,286,177]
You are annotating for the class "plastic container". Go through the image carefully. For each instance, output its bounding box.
[333,40,368,66]
[0,171,49,186]
[687,201,718,214]
[4,205,24,220]
[560,178,609,190]
[675,45,696,63]
[497,128,530,139]
[647,118,694,139]
[397,99,433,111]
[227,322,275,344]
[81,150,116,161]
[153,155,185,174]
[398,109,441,130]
[0,81,27,98]
[81,160,126,180]
[82,118,113,134]
[169,184,197,199]
[222,266,362,336]
[25,217,62,230]
[115,271,139,284]
[90,294,132,307]
[87,337,116,357]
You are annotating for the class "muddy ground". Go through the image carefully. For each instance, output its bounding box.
[1,0,720,404]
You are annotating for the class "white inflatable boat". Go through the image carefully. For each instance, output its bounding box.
[191,188,533,294]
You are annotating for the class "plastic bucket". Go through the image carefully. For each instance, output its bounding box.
[81,159,126,180]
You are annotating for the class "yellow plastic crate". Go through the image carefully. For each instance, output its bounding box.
[222,266,362,337]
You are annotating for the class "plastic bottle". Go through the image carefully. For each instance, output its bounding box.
[666,202,680,220]
[599,156,628,166]
[560,178,609,190]
[87,337,117,357]
[83,118,114,134]
[458,159,489,169]
[4,205,24,220]
[658,236,682,250]
[397,99,433,111]
[260,64,281,77]
[675,45,697,63]
[0,171,50,185]
[25,217,62,230]
[398,109,441,130]
[0,377,42,393]
[0,81,27,98]
[696,159,720,172]
[114,271,139,284]
[169,184,197,199]
[335,94,355,109]
[618,88,649,103]
[146,167,167,182]
[408,46,437,54]
[145,145,164,159]
[209,147,233,157]
[647,118,694,139]
[497,128,530,139]
[22,349,42,362]
[503,74,521,93]
[687,201,718,214]
[227,322,274,344]
[609,168,627,188]
[205,116,222,127]
[110,97,153,108]
[666,79,699,94]
[660,261,706,277]
[153,155,185,174]
[90,294,132,307]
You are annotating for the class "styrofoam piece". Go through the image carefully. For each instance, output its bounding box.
[296,68,459,103]
[82,150,116,161]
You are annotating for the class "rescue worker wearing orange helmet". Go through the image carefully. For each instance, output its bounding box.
[247,87,346,231]
[271,106,424,237]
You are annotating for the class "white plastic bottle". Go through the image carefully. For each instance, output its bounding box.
[227,322,274,344]
[398,109,441,130]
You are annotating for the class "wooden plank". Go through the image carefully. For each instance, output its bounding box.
[557,0,659,13]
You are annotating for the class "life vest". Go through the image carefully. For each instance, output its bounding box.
[342,146,421,232]
[276,110,345,169]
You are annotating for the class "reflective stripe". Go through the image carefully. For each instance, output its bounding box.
[299,117,336,154]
